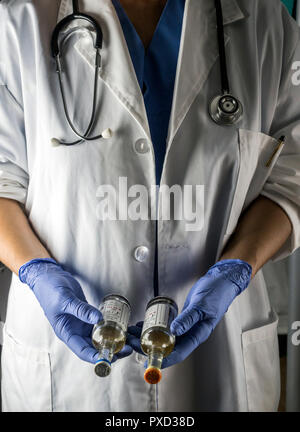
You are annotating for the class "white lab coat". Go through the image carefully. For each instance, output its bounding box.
[263,1,300,337]
[0,0,300,412]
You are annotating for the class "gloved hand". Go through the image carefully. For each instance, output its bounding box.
[127,259,252,369]
[19,258,133,364]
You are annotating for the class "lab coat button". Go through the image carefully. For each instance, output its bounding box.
[134,139,150,154]
[134,246,149,262]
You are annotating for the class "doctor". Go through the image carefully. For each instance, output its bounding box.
[0,0,300,412]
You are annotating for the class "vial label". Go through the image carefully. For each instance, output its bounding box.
[142,303,172,334]
[101,299,130,332]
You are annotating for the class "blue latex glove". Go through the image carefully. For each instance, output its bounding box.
[19,258,133,364]
[127,259,252,369]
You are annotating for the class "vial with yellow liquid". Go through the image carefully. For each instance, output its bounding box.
[140,296,178,385]
[92,294,131,377]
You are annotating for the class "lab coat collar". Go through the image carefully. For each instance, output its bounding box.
[56,0,151,140]
[222,0,246,25]
[167,0,247,148]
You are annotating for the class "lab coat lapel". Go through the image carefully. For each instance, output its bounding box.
[57,0,151,140]
[167,0,247,147]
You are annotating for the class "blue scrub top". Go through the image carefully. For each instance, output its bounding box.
[281,0,296,15]
[112,0,186,184]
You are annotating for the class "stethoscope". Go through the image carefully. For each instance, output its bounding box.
[51,0,111,146]
[209,0,243,126]
[51,0,243,146]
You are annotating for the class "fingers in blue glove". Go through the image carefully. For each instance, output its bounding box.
[126,333,144,355]
[127,324,143,337]
[18,258,106,365]
[126,324,144,356]
[161,318,215,369]
[66,334,100,363]
[170,305,204,336]
[63,295,102,325]
[135,321,143,327]
[111,345,133,363]
[67,336,133,365]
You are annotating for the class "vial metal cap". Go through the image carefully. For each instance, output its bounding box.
[144,366,162,385]
[146,296,178,313]
[94,359,111,378]
[101,293,131,309]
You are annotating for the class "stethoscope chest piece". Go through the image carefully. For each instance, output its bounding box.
[209,93,243,126]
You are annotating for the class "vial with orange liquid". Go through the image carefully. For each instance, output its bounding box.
[140,296,178,384]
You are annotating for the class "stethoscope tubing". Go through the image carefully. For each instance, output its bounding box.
[54,50,102,145]
[51,1,104,145]
[51,13,103,58]
[214,0,230,95]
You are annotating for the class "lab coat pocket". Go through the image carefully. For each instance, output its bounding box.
[1,325,52,412]
[241,310,280,412]
[225,129,283,236]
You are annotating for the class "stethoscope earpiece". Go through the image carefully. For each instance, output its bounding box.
[51,128,113,147]
[209,94,243,126]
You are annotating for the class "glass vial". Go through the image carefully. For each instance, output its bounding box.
[140,296,178,384]
[92,294,131,377]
